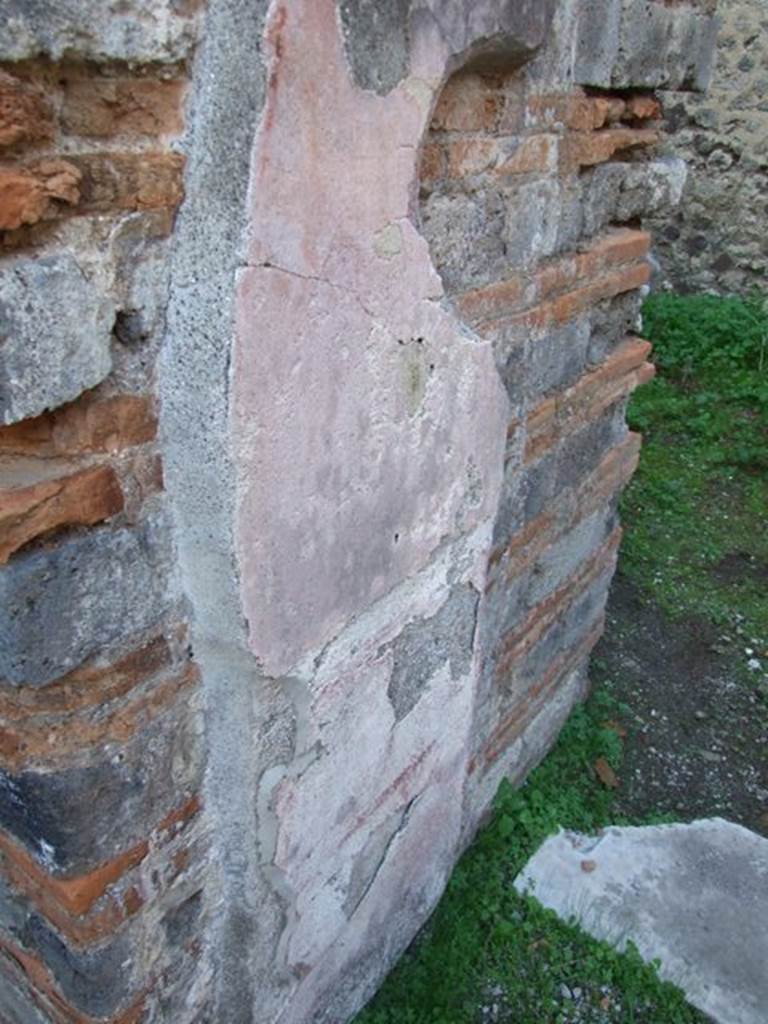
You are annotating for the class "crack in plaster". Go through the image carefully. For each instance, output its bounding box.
[342,794,420,920]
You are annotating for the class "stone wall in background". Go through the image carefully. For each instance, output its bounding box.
[0,2,717,1022]
[650,0,766,294]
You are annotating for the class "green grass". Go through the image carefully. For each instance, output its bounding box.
[355,291,767,1024]
[623,292,768,651]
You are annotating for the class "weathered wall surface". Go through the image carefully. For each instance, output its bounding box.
[0,2,717,1022]
[648,0,766,294]
[0,4,210,1021]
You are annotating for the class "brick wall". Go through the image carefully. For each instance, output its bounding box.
[0,21,210,1024]
[418,68,664,814]
[0,2,718,1021]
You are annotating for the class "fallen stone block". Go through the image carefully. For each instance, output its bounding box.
[514,818,768,1024]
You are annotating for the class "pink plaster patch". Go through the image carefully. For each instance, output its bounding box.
[232,0,508,675]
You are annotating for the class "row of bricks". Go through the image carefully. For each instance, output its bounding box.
[1,61,186,234]
[422,124,659,183]
[0,813,201,1024]
[0,65,185,149]
[0,939,147,1024]
[457,227,651,329]
[490,432,642,588]
[430,75,661,136]
[0,788,201,943]
[521,335,654,464]
[492,526,622,687]
[0,393,158,563]
[0,58,196,1024]
[482,614,607,768]
[0,150,184,232]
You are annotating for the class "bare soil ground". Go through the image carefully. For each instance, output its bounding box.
[591,571,768,838]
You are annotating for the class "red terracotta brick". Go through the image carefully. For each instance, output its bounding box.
[0,462,123,564]
[523,396,557,463]
[68,151,185,214]
[61,78,186,138]
[0,159,80,230]
[459,230,650,331]
[523,337,652,462]
[590,96,627,128]
[0,633,178,717]
[559,127,659,172]
[419,142,445,184]
[0,71,54,149]
[0,393,157,457]
[0,791,201,948]
[576,228,652,273]
[493,527,621,684]
[430,73,503,132]
[0,936,92,1023]
[574,431,642,519]
[484,618,605,766]
[455,274,528,326]
[527,92,587,130]
[496,134,556,177]
[0,932,150,1023]
[489,433,642,592]
[625,95,662,121]
[445,137,499,177]
[0,664,198,770]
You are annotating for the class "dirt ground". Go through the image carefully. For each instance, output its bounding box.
[591,571,768,838]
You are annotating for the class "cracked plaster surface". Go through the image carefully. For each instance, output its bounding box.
[233,0,509,679]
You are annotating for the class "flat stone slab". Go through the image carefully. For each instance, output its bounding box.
[514,819,768,1024]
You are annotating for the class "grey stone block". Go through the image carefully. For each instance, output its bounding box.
[339,0,411,94]
[415,0,557,71]
[0,254,114,426]
[0,517,171,686]
[0,702,201,874]
[588,291,642,367]
[340,1,557,97]
[527,316,591,401]
[616,0,718,92]
[574,0,718,91]
[0,0,199,62]
[573,0,622,87]
[503,177,562,269]
[0,863,138,1017]
[581,158,687,241]
[0,970,50,1024]
[384,584,479,722]
[22,915,132,1018]
[515,819,768,1024]
[421,189,509,293]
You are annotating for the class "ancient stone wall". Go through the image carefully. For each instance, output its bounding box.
[0,2,716,1022]
[649,0,766,294]
[0,5,209,1022]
